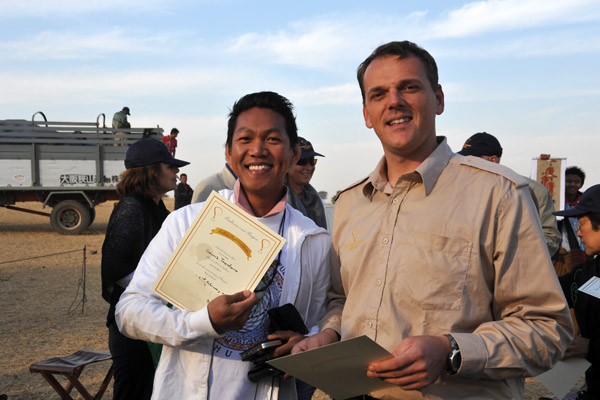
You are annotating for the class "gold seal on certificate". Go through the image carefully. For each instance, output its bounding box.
[152,191,286,311]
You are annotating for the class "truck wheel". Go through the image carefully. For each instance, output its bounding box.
[50,200,91,235]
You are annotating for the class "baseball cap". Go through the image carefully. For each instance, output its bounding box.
[123,107,130,115]
[298,137,324,159]
[125,138,190,169]
[458,132,503,157]
[554,184,600,217]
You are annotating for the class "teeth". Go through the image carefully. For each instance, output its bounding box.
[249,165,270,171]
[390,117,411,125]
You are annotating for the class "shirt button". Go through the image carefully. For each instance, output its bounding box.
[368,321,373,328]
[382,238,389,244]
[392,198,399,204]
[376,279,382,286]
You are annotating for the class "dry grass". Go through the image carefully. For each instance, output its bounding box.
[0,200,566,399]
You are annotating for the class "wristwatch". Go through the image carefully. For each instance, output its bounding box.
[444,334,461,375]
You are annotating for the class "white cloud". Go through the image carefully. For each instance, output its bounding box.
[290,83,360,106]
[0,0,177,16]
[0,68,245,106]
[429,0,600,38]
[0,29,173,60]
[225,12,430,69]
[227,20,361,69]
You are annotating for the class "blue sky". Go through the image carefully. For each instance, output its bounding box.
[1,0,599,201]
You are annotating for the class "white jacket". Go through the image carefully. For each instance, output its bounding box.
[116,190,331,399]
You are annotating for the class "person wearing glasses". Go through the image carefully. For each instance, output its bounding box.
[115,92,330,400]
[554,184,600,400]
[286,137,327,230]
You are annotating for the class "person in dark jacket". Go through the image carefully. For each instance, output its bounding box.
[101,138,189,399]
[174,173,193,210]
[554,184,600,400]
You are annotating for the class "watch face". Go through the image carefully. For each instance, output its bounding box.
[450,349,461,371]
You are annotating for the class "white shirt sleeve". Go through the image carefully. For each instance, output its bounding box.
[115,205,220,347]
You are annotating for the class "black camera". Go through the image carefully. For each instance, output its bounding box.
[242,304,309,383]
[241,339,283,382]
[240,339,282,362]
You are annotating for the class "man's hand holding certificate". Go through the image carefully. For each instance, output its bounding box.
[152,191,286,311]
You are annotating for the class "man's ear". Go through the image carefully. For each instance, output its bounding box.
[435,84,445,115]
[225,145,232,164]
[363,103,373,129]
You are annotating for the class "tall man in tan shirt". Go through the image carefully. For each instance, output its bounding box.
[293,41,573,399]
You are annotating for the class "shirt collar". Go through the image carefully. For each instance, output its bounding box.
[363,136,452,199]
[233,180,288,217]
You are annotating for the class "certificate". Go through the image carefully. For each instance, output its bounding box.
[267,335,395,399]
[153,191,286,311]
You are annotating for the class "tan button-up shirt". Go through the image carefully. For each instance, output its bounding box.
[321,138,572,399]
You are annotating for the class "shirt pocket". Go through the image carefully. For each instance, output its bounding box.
[396,231,473,310]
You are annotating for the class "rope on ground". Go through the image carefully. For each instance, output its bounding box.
[0,248,83,265]
[67,258,87,316]
[67,246,88,315]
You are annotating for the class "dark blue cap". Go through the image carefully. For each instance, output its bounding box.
[298,137,324,159]
[554,184,600,217]
[125,138,190,169]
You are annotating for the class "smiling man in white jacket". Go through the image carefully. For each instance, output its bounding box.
[116,91,330,400]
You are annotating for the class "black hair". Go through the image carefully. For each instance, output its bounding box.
[226,91,298,150]
[566,166,586,185]
[357,40,439,102]
[584,213,600,231]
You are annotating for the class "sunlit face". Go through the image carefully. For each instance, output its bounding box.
[157,163,179,195]
[362,55,444,160]
[577,216,600,256]
[226,107,298,200]
[288,158,316,189]
[180,175,187,184]
[566,174,583,197]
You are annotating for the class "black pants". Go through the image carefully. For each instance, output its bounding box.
[108,322,155,400]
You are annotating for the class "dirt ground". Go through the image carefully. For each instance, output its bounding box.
[0,200,571,399]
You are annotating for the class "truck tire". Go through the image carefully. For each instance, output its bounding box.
[50,200,91,235]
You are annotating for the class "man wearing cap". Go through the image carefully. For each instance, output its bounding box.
[112,107,131,129]
[554,184,600,400]
[293,40,572,399]
[112,107,131,144]
[286,137,327,230]
[458,132,561,256]
[161,128,179,157]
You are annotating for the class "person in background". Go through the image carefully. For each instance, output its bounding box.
[115,91,330,399]
[161,128,179,156]
[293,40,572,399]
[101,138,189,399]
[554,184,600,400]
[458,132,561,256]
[191,159,237,203]
[286,137,327,230]
[112,107,131,144]
[174,173,193,210]
[112,107,131,130]
[555,166,588,275]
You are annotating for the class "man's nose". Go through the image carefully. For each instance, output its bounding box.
[249,140,268,156]
[387,89,407,109]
